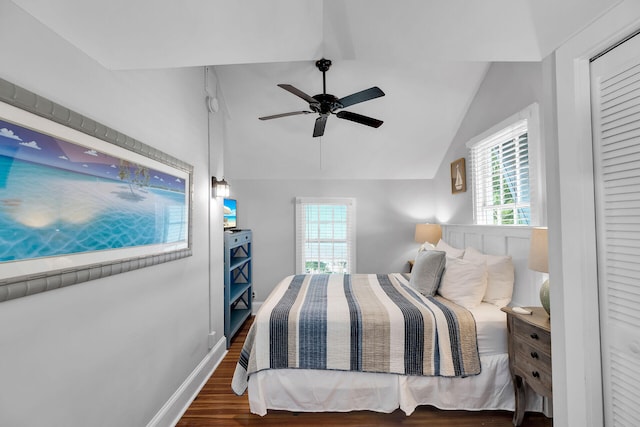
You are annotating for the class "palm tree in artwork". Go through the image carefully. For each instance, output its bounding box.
[118,160,151,200]
[133,164,150,191]
[118,159,136,196]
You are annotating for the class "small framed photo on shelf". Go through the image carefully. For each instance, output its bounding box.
[450,157,466,194]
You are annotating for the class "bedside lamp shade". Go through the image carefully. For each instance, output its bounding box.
[528,227,548,273]
[528,227,550,315]
[415,224,442,251]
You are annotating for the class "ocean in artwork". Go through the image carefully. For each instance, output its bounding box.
[0,118,187,263]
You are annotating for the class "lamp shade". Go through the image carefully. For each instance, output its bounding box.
[528,227,548,273]
[414,223,442,245]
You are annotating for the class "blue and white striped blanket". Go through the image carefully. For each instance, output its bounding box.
[232,273,480,395]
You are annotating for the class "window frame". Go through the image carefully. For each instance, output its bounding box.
[466,103,543,226]
[295,197,356,274]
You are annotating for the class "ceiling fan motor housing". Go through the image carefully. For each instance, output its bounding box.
[310,93,341,114]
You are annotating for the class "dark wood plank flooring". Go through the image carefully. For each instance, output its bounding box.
[177,317,552,426]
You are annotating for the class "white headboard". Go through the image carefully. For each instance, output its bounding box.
[442,224,543,307]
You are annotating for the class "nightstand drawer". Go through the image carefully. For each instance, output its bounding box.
[515,353,553,397]
[514,339,552,371]
[513,317,551,354]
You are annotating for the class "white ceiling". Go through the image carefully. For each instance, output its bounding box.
[11,0,619,179]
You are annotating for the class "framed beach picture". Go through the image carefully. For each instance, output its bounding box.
[0,79,192,302]
[451,157,466,194]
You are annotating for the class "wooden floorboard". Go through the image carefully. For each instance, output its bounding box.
[177,317,553,426]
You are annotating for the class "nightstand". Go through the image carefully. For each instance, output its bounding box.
[501,306,552,426]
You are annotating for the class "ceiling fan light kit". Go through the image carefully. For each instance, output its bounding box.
[259,58,385,137]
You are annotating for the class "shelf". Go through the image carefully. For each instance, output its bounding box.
[229,308,251,338]
[230,283,251,304]
[230,256,251,271]
[224,229,252,348]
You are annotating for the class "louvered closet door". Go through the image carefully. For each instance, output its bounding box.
[591,32,640,427]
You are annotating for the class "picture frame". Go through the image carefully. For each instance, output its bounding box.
[0,79,193,302]
[450,157,466,194]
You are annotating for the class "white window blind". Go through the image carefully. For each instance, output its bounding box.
[295,197,356,274]
[467,104,540,226]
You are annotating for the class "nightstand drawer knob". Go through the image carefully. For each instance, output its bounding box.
[530,351,539,359]
[532,371,540,378]
[530,333,539,340]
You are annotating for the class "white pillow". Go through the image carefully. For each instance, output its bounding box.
[463,247,514,308]
[438,257,488,309]
[435,239,465,259]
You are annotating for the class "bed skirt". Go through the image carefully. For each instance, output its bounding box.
[247,353,544,416]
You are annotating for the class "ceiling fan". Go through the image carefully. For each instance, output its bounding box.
[259,58,385,137]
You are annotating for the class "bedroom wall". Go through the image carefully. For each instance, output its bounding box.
[229,179,435,301]
[433,61,546,226]
[0,2,220,427]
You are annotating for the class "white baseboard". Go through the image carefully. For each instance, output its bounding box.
[252,301,262,314]
[147,336,227,427]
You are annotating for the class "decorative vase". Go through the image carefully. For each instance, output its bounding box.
[539,279,550,315]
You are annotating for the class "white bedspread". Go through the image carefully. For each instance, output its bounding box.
[246,302,544,416]
[233,273,482,396]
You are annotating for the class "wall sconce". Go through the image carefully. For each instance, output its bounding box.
[414,223,442,252]
[212,176,229,198]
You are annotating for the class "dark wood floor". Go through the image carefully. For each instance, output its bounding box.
[177,317,552,426]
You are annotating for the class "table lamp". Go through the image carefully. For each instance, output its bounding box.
[414,223,442,252]
[528,227,550,315]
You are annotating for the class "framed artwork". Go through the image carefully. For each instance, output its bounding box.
[451,157,466,194]
[0,79,193,302]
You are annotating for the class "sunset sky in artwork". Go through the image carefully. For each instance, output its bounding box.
[0,118,185,193]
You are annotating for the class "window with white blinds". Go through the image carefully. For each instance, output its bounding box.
[467,104,540,226]
[295,197,356,274]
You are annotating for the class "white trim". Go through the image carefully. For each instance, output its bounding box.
[553,3,640,427]
[466,103,542,226]
[252,301,263,314]
[295,197,357,274]
[465,103,538,149]
[146,337,227,427]
[296,197,355,206]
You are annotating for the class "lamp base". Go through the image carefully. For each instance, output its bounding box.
[539,279,550,315]
[418,243,435,253]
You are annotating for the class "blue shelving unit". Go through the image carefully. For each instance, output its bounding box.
[224,229,252,348]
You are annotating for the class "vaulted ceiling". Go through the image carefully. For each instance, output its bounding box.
[11,0,619,179]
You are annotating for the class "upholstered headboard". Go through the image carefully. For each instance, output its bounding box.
[442,224,542,307]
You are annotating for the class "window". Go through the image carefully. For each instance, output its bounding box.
[467,103,541,226]
[295,197,356,274]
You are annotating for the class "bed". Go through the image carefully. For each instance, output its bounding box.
[231,231,546,416]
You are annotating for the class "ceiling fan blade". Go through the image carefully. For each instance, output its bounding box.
[259,111,312,120]
[313,115,328,137]
[337,86,385,108]
[278,84,318,105]
[336,111,383,128]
